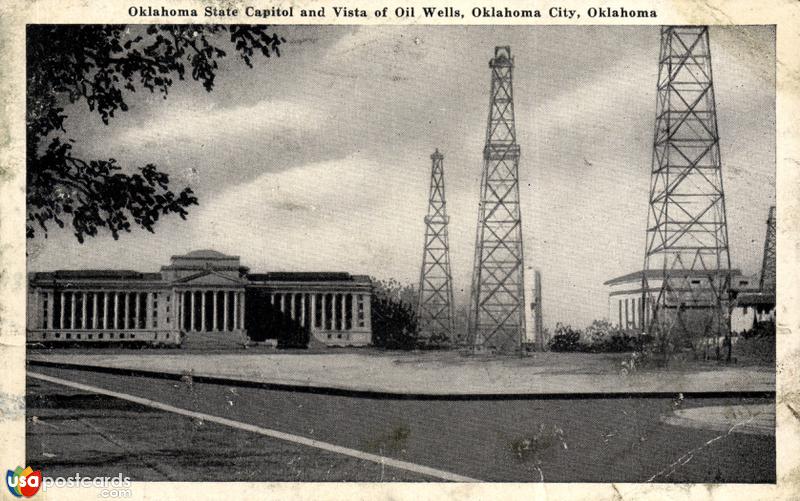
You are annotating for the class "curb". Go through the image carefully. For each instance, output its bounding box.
[27,359,776,401]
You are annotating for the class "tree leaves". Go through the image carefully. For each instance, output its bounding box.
[27,24,286,243]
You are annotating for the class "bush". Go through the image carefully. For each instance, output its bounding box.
[741,320,776,340]
[546,320,647,353]
[547,324,582,352]
[370,277,419,350]
[736,320,775,364]
[583,319,616,345]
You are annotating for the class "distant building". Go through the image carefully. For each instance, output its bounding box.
[27,249,372,348]
[603,268,766,334]
[730,291,776,333]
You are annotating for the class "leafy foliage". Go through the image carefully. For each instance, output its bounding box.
[370,277,419,350]
[546,323,582,352]
[547,320,646,353]
[735,320,775,365]
[27,24,285,242]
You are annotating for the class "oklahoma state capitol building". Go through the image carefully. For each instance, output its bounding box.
[26,249,373,348]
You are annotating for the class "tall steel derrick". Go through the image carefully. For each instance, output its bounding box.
[468,46,526,353]
[416,149,455,344]
[642,26,732,356]
[759,206,776,293]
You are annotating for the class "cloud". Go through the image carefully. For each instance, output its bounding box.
[112,99,326,150]
[186,154,429,281]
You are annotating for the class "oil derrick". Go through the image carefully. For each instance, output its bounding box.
[417,149,455,345]
[759,206,776,293]
[468,46,526,353]
[642,26,732,359]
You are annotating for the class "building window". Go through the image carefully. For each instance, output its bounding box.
[153,293,159,329]
[42,293,49,330]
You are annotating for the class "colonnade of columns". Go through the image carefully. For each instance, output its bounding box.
[269,291,370,332]
[177,289,245,333]
[34,290,164,331]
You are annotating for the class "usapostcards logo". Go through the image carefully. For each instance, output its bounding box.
[5,466,42,498]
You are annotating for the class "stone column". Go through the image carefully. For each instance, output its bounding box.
[309,293,316,330]
[351,293,358,330]
[123,293,130,329]
[70,292,76,329]
[59,292,65,329]
[239,291,246,330]
[190,291,196,332]
[223,291,229,332]
[331,294,337,331]
[270,293,275,306]
[113,292,119,329]
[212,291,218,332]
[200,291,206,332]
[81,292,87,329]
[341,293,346,331]
[290,293,296,320]
[134,292,141,330]
[300,293,306,327]
[233,292,239,330]
[280,293,285,313]
[92,292,98,330]
[321,294,327,330]
[103,292,109,329]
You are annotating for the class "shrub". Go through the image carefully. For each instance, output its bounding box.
[583,319,616,345]
[736,320,775,364]
[547,324,582,352]
[370,277,419,350]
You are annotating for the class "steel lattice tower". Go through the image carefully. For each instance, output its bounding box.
[417,149,455,344]
[468,46,526,353]
[759,206,776,293]
[642,26,732,356]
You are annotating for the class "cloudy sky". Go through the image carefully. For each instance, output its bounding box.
[27,25,775,328]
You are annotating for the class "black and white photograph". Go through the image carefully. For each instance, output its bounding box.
[1,2,797,498]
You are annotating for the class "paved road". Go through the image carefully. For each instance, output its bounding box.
[26,366,775,482]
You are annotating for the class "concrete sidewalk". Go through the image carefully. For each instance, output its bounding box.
[27,351,775,396]
[661,404,775,436]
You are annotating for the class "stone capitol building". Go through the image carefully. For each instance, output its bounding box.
[26,250,373,348]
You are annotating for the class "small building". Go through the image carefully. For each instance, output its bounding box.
[603,268,750,332]
[27,249,372,348]
[730,291,776,333]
